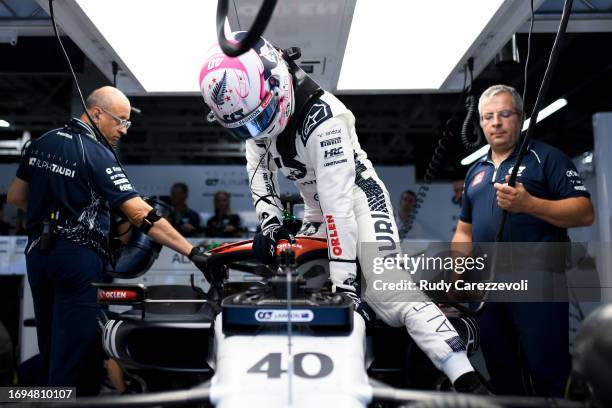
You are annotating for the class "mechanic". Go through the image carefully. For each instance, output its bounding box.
[7,86,209,395]
[198,32,486,393]
[452,84,594,396]
[205,190,243,237]
[168,182,201,237]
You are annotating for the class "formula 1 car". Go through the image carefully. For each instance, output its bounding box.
[86,236,601,408]
[95,236,487,404]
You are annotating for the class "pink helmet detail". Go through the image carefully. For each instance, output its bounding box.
[199,32,293,141]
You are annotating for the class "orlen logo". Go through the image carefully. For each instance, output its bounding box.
[277,242,302,251]
[326,215,342,256]
[97,289,138,302]
[255,310,314,322]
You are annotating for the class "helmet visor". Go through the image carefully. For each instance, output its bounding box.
[218,91,279,141]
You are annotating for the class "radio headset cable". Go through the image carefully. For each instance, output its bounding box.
[456,0,571,317]
[495,0,573,241]
[409,0,536,240]
[216,0,277,57]
[48,0,139,270]
[404,0,570,316]
[48,0,127,172]
[112,61,119,87]
[214,0,284,213]
[248,139,285,214]
[215,2,299,403]
[521,0,535,120]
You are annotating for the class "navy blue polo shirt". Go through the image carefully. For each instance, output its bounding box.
[460,139,589,242]
[16,118,139,257]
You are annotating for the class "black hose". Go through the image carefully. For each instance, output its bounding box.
[402,56,482,238]
[460,58,485,152]
[399,125,453,238]
[216,0,277,57]
[460,95,485,151]
[495,0,574,241]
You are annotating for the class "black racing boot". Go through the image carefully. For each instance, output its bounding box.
[453,371,492,395]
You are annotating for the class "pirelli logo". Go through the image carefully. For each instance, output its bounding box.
[320,137,341,147]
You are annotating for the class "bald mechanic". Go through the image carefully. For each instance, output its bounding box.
[7,86,208,395]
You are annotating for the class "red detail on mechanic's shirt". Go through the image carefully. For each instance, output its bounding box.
[326,215,342,256]
[471,170,485,187]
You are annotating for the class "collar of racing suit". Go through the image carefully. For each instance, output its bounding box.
[275,56,324,159]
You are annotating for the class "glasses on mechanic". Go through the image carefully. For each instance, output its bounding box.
[100,107,132,130]
[481,110,519,122]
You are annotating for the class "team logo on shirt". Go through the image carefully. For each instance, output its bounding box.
[324,147,344,159]
[301,100,332,146]
[471,171,485,187]
[325,215,342,256]
[28,157,76,178]
[320,137,341,147]
[565,169,587,191]
[566,170,580,178]
[105,167,133,192]
[507,165,526,177]
[273,157,306,180]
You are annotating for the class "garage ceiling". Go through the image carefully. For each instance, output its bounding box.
[34,0,543,95]
[0,0,611,179]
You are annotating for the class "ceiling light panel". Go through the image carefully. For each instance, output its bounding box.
[75,0,221,93]
[337,0,505,91]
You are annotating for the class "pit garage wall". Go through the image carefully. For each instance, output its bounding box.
[1,150,607,363]
[4,154,604,361]
[0,164,463,241]
[0,163,459,362]
[593,112,612,302]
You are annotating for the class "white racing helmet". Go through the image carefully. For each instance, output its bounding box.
[199,32,293,141]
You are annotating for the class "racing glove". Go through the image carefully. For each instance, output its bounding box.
[252,225,295,264]
[188,246,211,281]
[336,287,376,324]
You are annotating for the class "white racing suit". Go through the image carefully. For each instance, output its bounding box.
[246,91,473,382]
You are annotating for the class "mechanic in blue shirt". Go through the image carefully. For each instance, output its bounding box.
[168,182,202,237]
[452,84,594,397]
[7,86,209,395]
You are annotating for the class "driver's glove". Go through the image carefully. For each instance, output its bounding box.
[252,225,295,264]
